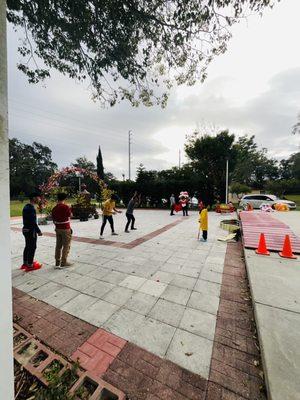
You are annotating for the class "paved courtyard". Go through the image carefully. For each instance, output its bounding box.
[11,210,230,379]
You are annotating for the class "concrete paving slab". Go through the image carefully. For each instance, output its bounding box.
[138,279,167,297]
[61,293,98,317]
[246,254,300,313]
[166,328,213,378]
[148,299,185,327]
[16,276,49,293]
[81,299,119,326]
[177,266,200,278]
[119,275,146,290]
[87,266,111,280]
[160,262,182,274]
[72,263,98,276]
[103,307,145,341]
[161,285,191,305]
[194,279,221,297]
[51,271,97,292]
[199,269,223,284]
[170,274,197,290]
[12,273,34,287]
[102,286,134,306]
[100,270,128,285]
[82,280,115,298]
[29,281,62,301]
[44,286,79,308]
[179,308,216,340]
[255,303,300,400]
[124,292,157,315]
[131,317,176,358]
[187,291,220,315]
[151,270,174,284]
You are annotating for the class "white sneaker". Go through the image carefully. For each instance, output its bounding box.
[99,236,104,239]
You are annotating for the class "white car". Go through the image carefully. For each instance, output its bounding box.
[239,194,296,210]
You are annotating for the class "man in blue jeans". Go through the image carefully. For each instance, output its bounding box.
[21,193,43,271]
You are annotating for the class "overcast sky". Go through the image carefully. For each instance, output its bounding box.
[7,0,300,179]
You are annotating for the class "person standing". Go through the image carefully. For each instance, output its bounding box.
[100,193,122,238]
[198,202,208,242]
[170,194,176,216]
[179,193,189,216]
[52,193,73,268]
[125,193,140,232]
[21,193,43,271]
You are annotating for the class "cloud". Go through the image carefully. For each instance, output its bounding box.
[7,9,300,180]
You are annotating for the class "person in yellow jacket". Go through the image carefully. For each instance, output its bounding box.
[198,203,208,242]
[100,193,122,239]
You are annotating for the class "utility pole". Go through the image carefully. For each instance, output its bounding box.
[225,158,229,204]
[0,0,14,397]
[128,130,132,180]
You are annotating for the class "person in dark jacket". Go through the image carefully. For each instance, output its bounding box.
[21,193,43,271]
[125,192,141,233]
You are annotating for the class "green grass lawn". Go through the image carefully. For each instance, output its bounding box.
[10,200,25,217]
[286,194,300,210]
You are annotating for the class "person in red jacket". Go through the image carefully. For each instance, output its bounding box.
[52,193,73,268]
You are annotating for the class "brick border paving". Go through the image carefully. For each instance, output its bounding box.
[12,240,266,399]
[11,218,184,249]
[206,242,266,400]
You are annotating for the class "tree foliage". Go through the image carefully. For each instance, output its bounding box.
[231,135,279,188]
[96,146,104,180]
[9,138,57,196]
[230,182,251,195]
[72,156,96,171]
[7,0,277,107]
[185,130,237,201]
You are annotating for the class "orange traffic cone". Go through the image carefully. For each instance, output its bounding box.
[279,235,297,259]
[255,233,270,256]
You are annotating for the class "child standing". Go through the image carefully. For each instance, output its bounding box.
[198,203,208,242]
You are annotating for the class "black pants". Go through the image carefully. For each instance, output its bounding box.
[23,230,37,265]
[202,230,208,240]
[125,213,135,231]
[182,207,189,216]
[100,215,114,235]
[170,205,175,215]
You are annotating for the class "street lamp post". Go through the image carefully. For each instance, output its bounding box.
[225,158,229,204]
[75,172,83,193]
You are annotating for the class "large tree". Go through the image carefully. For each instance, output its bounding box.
[231,135,279,188]
[185,130,237,202]
[9,138,57,196]
[72,156,96,171]
[96,146,104,180]
[7,0,277,107]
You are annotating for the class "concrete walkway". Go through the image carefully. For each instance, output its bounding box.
[11,210,231,379]
[243,211,300,400]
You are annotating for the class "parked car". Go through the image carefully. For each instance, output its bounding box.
[239,194,296,210]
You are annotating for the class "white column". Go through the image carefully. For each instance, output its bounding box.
[0,0,14,398]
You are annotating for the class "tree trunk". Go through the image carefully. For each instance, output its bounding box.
[0,0,14,398]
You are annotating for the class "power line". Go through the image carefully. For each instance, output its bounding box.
[8,98,128,141]
[128,130,132,180]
